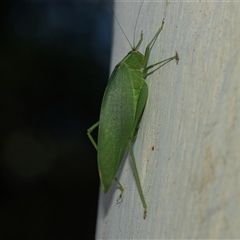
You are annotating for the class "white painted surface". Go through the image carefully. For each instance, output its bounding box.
[96,1,240,239]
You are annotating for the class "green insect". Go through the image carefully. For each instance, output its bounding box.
[87,9,178,219]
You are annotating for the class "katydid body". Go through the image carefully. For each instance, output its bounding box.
[87,20,178,219]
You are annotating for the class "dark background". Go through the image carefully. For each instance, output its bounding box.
[0,1,112,239]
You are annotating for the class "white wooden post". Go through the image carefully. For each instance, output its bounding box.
[96,1,240,239]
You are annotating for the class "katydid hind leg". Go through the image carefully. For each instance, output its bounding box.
[129,83,148,219]
[128,141,147,219]
[131,82,148,140]
[87,121,99,150]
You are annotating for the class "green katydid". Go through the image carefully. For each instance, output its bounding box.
[87,5,178,219]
